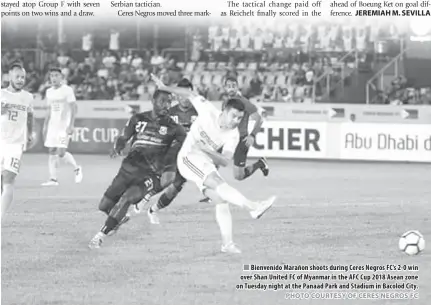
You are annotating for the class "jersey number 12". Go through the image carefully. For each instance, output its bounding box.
[8,110,18,121]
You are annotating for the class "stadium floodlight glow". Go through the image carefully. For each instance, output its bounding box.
[410,19,431,37]
[409,19,431,42]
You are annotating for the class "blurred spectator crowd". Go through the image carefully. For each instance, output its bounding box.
[1,19,430,105]
[373,76,431,105]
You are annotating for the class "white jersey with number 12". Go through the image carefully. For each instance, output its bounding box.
[1,88,33,146]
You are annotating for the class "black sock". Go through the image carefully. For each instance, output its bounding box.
[156,193,174,211]
[243,160,263,179]
[101,216,119,235]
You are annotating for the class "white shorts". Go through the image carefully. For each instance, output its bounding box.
[1,144,24,175]
[44,128,70,148]
[177,153,217,192]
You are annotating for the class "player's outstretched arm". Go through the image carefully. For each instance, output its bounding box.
[113,115,138,155]
[200,146,230,167]
[150,73,199,100]
[160,86,200,101]
[150,73,209,113]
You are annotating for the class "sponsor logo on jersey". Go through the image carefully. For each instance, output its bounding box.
[199,128,219,150]
[159,126,167,135]
[1,102,28,112]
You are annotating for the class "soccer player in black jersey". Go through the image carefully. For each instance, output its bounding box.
[133,78,198,224]
[88,89,186,249]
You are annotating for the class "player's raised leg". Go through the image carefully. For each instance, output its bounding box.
[202,171,275,219]
[174,158,239,252]
[204,173,275,253]
[178,155,275,253]
[232,137,269,181]
[199,144,269,204]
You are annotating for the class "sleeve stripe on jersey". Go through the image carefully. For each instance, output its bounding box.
[183,157,204,179]
[133,140,167,147]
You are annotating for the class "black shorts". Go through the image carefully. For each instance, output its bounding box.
[104,156,161,203]
[172,168,186,187]
[163,161,177,174]
[233,135,250,167]
[162,163,186,189]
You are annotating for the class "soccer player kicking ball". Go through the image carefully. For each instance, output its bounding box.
[41,67,82,186]
[88,90,186,249]
[199,77,269,203]
[1,64,34,220]
[155,79,276,254]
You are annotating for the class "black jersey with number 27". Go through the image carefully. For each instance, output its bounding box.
[116,111,186,174]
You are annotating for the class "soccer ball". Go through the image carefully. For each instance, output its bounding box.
[398,230,425,255]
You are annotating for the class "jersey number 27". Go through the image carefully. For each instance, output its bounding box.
[135,121,148,133]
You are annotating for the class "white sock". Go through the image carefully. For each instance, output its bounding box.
[49,154,59,180]
[151,201,160,212]
[215,183,257,210]
[60,152,78,169]
[215,203,233,246]
[1,184,14,221]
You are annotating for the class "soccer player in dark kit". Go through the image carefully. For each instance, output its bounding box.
[141,78,198,224]
[88,89,186,249]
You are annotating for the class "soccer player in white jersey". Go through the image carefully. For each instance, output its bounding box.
[154,76,276,254]
[1,64,34,220]
[41,67,82,186]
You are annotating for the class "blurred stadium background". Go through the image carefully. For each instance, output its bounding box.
[2,17,431,105]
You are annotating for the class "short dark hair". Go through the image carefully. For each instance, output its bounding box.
[224,98,245,112]
[153,89,171,100]
[9,62,24,72]
[224,76,238,85]
[177,78,193,90]
[49,67,62,73]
